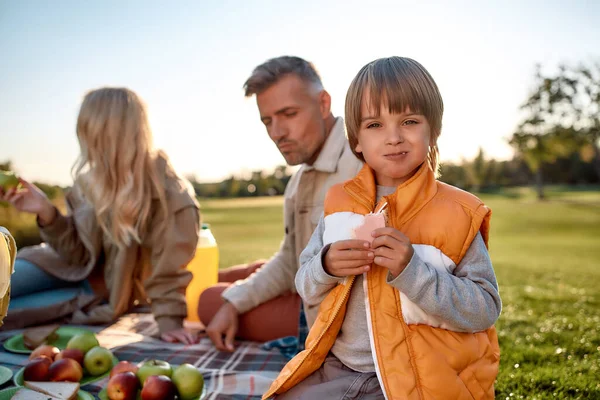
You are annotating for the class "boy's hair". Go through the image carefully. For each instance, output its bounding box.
[345,56,444,176]
[243,56,323,97]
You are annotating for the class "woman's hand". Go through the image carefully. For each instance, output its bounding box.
[160,328,199,345]
[0,179,56,225]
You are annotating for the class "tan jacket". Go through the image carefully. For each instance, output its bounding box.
[222,117,363,323]
[265,163,500,399]
[13,154,200,334]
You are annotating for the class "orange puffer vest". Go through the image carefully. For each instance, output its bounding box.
[263,163,500,400]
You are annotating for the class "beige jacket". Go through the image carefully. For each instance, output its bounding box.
[12,154,200,334]
[222,117,363,326]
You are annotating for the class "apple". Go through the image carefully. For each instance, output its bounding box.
[0,170,19,190]
[141,375,176,400]
[106,371,140,400]
[66,332,99,354]
[48,358,83,382]
[55,348,85,367]
[29,344,60,361]
[136,360,171,385]
[23,356,52,381]
[172,363,204,400]
[83,346,114,376]
[110,361,139,379]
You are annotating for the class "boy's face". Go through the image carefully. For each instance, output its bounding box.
[256,74,329,166]
[355,95,431,187]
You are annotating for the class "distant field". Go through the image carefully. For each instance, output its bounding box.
[2,187,599,398]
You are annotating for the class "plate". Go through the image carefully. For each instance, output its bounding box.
[14,355,119,387]
[0,366,12,386]
[0,386,94,400]
[3,326,95,354]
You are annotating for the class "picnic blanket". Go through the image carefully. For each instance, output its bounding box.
[0,313,288,399]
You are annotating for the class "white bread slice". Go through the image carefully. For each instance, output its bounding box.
[22,324,60,349]
[24,381,80,400]
[11,387,62,400]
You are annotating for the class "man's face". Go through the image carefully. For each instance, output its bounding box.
[256,74,328,166]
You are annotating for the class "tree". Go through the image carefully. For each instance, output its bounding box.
[509,65,576,199]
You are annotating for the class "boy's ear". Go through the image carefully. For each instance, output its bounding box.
[355,143,363,153]
[319,90,332,118]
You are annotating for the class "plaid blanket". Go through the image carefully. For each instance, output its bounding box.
[0,313,288,399]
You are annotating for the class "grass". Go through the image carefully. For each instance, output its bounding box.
[2,187,599,398]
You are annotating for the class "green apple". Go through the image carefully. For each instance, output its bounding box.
[0,170,19,190]
[66,332,99,354]
[83,346,114,376]
[172,363,204,400]
[136,359,172,386]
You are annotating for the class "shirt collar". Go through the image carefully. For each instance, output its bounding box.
[306,117,347,173]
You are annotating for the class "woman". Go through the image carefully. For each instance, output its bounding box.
[0,88,200,344]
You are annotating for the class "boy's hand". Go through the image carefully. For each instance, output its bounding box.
[323,239,374,277]
[371,227,414,279]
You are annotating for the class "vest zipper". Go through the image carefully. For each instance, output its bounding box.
[265,275,356,398]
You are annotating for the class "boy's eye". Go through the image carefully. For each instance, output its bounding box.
[366,122,381,129]
[403,119,418,125]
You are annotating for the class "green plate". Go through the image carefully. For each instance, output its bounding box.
[0,366,12,386]
[98,378,207,400]
[14,355,119,387]
[0,386,94,400]
[3,326,95,354]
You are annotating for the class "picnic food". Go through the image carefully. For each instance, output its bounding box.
[66,332,100,354]
[106,371,139,400]
[11,387,62,399]
[30,344,60,361]
[0,170,19,190]
[141,375,176,400]
[24,381,80,400]
[136,360,172,385]
[353,212,386,243]
[23,324,60,350]
[109,361,139,379]
[48,358,84,382]
[83,346,113,376]
[171,364,204,400]
[55,348,85,366]
[24,356,52,381]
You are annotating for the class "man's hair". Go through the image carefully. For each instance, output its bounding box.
[345,56,444,176]
[243,56,323,97]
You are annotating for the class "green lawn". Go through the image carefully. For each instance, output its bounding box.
[201,188,600,399]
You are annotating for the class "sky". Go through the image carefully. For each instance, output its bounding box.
[0,0,598,185]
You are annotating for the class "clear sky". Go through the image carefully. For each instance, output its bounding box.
[0,0,598,185]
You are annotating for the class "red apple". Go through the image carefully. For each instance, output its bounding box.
[141,375,176,400]
[55,348,85,367]
[23,356,52,381]
[29,344,60,361]
[48,358,83,382]
[110,361,139,378]
[106,371,140,400]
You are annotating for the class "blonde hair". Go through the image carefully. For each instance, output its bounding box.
[345,56,444,176]
[72,88,168,249]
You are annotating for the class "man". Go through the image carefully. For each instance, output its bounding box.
[200,56,362,352]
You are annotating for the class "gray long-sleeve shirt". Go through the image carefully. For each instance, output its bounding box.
[296,187,502,373]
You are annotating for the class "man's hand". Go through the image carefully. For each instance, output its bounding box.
[206,301,239,352]
[371,227,414,279]
[323,239,374,277]
[160,328,198,345]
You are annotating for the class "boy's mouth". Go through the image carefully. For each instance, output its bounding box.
[384,151,408,159]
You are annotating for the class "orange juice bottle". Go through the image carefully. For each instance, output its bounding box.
[185,223,219,325]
